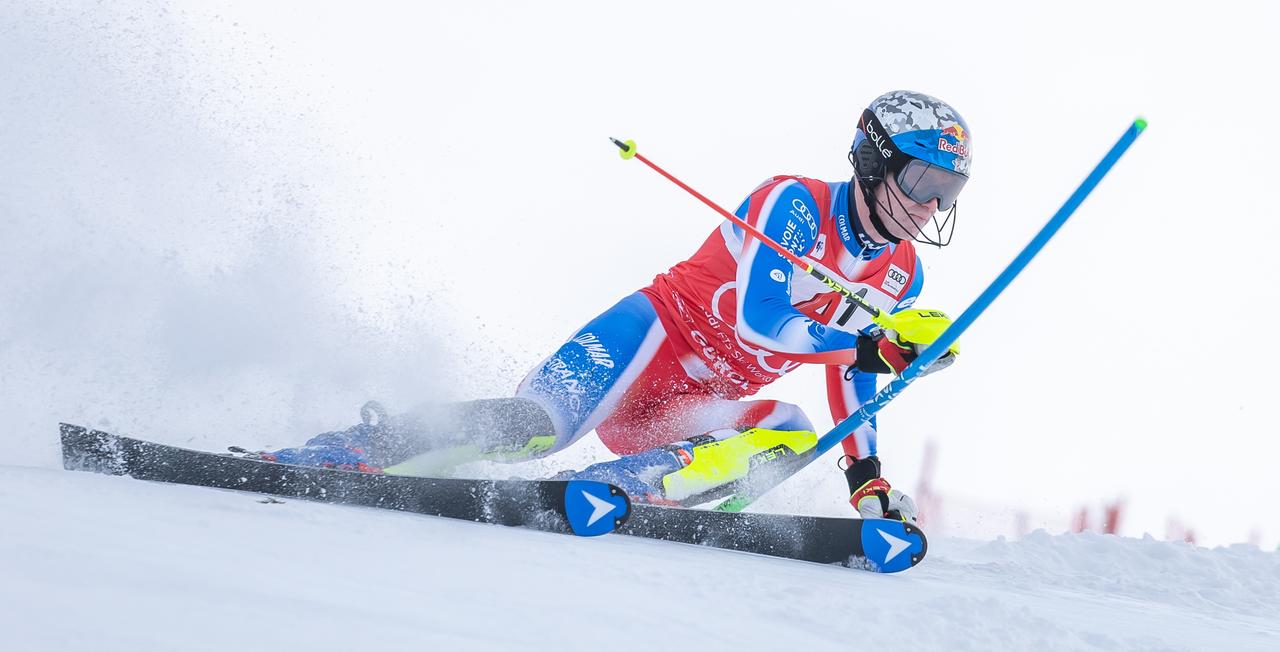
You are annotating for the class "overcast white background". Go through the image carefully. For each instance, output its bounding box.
[2,1,1277,548]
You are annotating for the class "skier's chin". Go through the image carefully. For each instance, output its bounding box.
[887,220,927,242]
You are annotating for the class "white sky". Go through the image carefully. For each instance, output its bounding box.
[3,1,1278,547]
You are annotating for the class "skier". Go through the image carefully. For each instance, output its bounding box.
[267,90,972,522]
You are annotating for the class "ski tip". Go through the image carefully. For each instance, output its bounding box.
[856,519,928,573]
[1133,117,1148,133]
[563,480,632,537]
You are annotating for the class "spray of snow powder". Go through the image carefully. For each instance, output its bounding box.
[0,3,468,466]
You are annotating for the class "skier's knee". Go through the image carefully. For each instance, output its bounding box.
[765,402,816,433]
[386,396,558,457]
[456,397,554,441]
[453,397,561,460]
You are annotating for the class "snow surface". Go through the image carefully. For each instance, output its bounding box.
[2,466,1277,651]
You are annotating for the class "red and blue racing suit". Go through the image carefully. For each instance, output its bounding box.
[516,176,923,463]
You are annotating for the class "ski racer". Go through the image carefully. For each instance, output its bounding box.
[267,90,972,521]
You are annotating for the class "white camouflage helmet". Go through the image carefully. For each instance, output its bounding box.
[849,90,972,246]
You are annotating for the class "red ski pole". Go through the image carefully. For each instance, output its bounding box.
[610,138,898,331]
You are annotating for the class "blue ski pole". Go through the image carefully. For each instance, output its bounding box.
[713,117,1148,512]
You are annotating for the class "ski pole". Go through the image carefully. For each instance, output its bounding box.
[712,117,1149,512]
[610,137,899,332]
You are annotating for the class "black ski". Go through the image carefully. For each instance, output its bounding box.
[59,423,923,568]
[60,423,630,537]
[620,503,927,572]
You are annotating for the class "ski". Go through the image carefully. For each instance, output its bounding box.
[620,503,927,573]
[60,423,922,568]
[59,423,631,537]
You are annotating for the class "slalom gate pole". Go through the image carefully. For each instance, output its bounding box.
[711,117,1148,512]
[610,137,897,331]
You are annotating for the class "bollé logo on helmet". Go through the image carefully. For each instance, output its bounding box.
[863,118,893,159]
[938,124,970,158]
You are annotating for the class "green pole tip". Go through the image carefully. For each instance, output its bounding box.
[1134,117,1148,132]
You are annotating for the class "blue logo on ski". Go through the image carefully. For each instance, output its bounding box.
[859,519,925,573]
[563,480,631,536]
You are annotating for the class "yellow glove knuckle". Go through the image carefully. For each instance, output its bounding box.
[891,308,960,356]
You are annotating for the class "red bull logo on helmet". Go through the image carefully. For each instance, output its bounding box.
[938,124,970,158]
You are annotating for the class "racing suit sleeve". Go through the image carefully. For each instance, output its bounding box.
[733,179,861,363]
[824,255,925,459]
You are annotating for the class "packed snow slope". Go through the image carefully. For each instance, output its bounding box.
[1,465,1276,652]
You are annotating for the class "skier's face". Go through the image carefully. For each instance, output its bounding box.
[870,174,940,241]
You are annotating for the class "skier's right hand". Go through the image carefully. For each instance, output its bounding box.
[854,308,959,377]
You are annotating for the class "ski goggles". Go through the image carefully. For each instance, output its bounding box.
[894,158,967,211]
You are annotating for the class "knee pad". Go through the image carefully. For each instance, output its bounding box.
[454,398,557,447]
[383,398,559,476]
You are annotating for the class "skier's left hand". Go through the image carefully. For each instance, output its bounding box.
[853,481,919,522]
[856,308,959,377]
[843,455,919,523]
